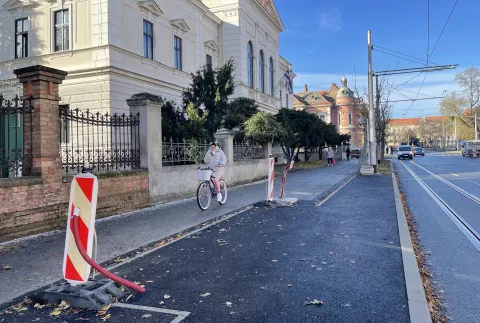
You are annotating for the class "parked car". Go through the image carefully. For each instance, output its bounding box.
[391,146,398,154]
[414,147,425,156]
[350,148,361,159]
[397,145,413,160]
[461,140,480,157]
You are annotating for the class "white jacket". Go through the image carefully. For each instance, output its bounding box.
[204,148,227,172]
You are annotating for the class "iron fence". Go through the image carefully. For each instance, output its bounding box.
[162,138,210,166]
[233,141,264,161]
[0,94,33,179]
[59,105,140,175]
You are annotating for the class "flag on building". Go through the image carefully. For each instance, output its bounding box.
[283,70,293,94]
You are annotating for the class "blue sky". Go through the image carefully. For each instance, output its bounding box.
[275,0,479,118]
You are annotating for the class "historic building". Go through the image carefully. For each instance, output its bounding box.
[293,77,363,147]
[0,0,294,114]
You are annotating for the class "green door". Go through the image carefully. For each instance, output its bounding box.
[0,113,24,178]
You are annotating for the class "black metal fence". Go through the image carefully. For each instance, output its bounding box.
[233,141,265,161]
[0,95,33,179]
[162,138,210,166]
[59,105,140,175]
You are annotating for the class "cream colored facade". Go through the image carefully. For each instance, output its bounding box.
[0,0,294,115]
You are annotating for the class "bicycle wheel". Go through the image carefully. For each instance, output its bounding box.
[218,179,227,205]
[197,181,211,210]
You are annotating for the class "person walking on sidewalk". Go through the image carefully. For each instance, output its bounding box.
[327,146,335,166]
[204,142,227,202]
[346,146,351,161]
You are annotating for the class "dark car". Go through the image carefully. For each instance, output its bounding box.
[414,147,425,156]
[350,148,361,159]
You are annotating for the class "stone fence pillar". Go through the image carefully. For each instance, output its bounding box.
[14,65,67,183]
[214,128,234,164]
[264,142,273,158]
[127,93,164,200]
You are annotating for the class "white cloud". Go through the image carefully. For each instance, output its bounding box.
[293,71,463,118]
[318,9,342,31]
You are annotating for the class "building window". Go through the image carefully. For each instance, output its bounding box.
[174,36,182,70]
[15,18,28,58]
[269,57,274,96]
[338,112,341,124]
[348,111,352,124]
[143,20,153,59]
[206,54,212,68]
[319,114,326,122]
[54,9,70,52]
[259,50,265,93]
[247,42,254,88]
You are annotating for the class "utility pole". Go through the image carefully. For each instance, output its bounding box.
[367,30,377,171]
[476,113,478,140]
[454,116,458,150]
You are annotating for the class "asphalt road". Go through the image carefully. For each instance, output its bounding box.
[0,175,409,323]
[392,151,480,323]
[0,161,358,306]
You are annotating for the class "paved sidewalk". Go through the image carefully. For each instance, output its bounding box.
[0,172,412,323]
[0,160,358,306]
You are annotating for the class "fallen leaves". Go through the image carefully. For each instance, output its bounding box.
[303,299,324,306]
[10,302,27,312]
[142,314,152,318]
[299,258,305,261]
[271,259,278,263]
[342,303,352,307]
[3,265,12,271]
[99,314,111,321]
[34,303,46,309]
[200,293,211,297]
[164,294,171,299]
[225,301,232,307]
[114,257,129,263]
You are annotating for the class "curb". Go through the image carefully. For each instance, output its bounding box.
[391,169,432,323]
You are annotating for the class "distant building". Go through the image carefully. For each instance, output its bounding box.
[293,77,363,147]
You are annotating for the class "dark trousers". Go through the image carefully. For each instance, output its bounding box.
[328,158,333,165]
[347,154,350,161]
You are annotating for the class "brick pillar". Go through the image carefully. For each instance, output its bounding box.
[126,93,164,201]
[14,65,67,183]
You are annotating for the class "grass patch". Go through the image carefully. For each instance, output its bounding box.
[274,160,327,176]
[376,160,392,174]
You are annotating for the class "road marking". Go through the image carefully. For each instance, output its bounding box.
[316,175,356,207]
[469,180,480,187]
[291,192,312,196]
[400,162,480,251]
[410,161,480,205]
[102,206,253,273]
[451,173,459,177]
[112,303,190,323]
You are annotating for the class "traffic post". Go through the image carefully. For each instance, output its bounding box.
[63,172,98,285]
[267,157,275,202]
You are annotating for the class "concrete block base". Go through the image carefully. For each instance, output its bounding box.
[266,197,299,208]
[360,165,375,176]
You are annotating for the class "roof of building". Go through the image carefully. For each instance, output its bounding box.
[293,83,341,108]
[389,116,450,126]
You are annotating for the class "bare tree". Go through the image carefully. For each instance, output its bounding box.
[455,67,480,113]
[440,67,480,138]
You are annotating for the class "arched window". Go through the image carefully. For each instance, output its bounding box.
[348,111,352,124]
[247,42,254,88]
[259,50,265,93]
[269,57,274,96]
[338,111,341,124]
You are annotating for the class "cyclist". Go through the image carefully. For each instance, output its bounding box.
[204,142,227,202]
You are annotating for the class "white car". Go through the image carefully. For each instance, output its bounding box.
[397,145,413,160]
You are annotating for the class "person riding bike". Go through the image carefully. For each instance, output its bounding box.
[204,142,227,202]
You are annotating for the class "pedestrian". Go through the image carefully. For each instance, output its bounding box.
[346,146,351,161]
[327,146,335,166]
